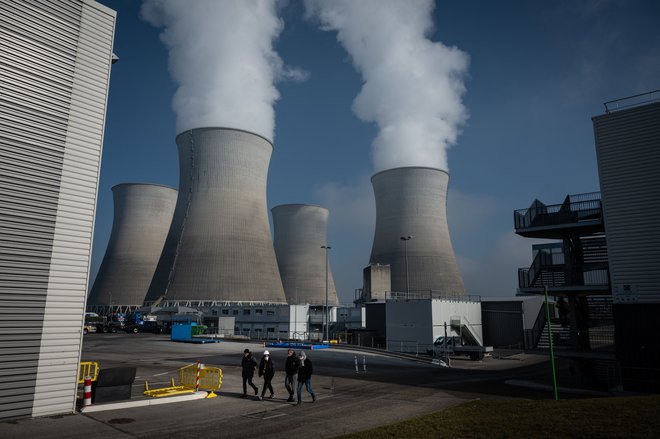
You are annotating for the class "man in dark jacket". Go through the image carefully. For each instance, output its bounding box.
[284,349,298,402]
[296,351,316,405]
[258,350,275,400]
[241,348,258,398]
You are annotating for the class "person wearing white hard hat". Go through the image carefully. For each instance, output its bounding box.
[258,350,275,400]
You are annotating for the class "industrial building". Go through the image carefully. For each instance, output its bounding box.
[386,296,483,354]
[593,93,660,391]
[198,303,363,342]
[514,91,660,391]
[145,127,287,306]
[355,167,477,353]
[88,183,177,313]
[0,0,116,419]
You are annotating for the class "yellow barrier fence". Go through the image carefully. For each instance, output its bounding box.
[179,364,223,391]
[144,378,195,398]
[78,362,99,384]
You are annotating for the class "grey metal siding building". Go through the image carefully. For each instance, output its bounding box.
[88,183,177,311]
[593,96,660,389]
[0,0,116,419]
[593,99,660,304]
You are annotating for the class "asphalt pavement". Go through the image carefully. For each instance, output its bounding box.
[0,333,564,438]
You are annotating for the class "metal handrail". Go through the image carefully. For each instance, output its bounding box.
[604,89,660,113]
[387,291,481,302]
[514,195,602,230]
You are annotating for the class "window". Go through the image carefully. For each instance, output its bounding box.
[266,309,275,316]
[232,310,239,316]
[266,327,275,333]
[243,309,251,315]
[211,309,218,316]
[255,309,263,315]
[221,309,229,315]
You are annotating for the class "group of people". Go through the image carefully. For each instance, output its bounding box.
[241,348,316,405]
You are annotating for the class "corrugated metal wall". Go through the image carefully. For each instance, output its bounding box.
[481,301,524,348]
[0,0,115,419]
[593,101,660,304]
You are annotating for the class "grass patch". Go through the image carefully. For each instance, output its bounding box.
[336,395,660,439]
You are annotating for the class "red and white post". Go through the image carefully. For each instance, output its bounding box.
[195,361,201,392]
[83,376,92,406]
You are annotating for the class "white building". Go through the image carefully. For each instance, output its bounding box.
[386,297,483,353]
[199,303,365,341]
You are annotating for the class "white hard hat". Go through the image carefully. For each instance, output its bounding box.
[264,350,270,355]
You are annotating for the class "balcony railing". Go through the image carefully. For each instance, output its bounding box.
[604,89,660,113]
[514,192,602,230]
[519,267,610,289]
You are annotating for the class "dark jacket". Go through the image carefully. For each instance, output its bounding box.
[285,355,299,376]
[297,358,313,382]
[259,357,275,380]
[241,355,257,378]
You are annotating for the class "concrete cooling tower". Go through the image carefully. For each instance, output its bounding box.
[88,183,178,308]
[145,127,286,304]
[272,204,339,306]
[369,167,466,296]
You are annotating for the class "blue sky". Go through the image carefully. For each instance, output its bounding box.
[91,0,660,303]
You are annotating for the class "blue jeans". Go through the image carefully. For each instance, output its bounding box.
[297,378,315,402]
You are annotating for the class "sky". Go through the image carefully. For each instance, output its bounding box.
[91,0,660,304]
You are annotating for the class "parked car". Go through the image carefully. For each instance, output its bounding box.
[83,324,97,335]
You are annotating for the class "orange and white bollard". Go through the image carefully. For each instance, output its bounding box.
[83,375,92,406]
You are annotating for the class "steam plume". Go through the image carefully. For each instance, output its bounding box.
[141,0,302,140]
[305,0,469,171]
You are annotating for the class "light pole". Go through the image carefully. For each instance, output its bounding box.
[321,245,331,342]
[400,236,412,300]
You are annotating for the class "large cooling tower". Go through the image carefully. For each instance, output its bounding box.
[272,204,339,306]
[369,167,465,296]
[88,183,178,307]
[145,127,286,304]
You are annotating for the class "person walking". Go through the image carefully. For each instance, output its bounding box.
[296,351,316,405]
[284,349,298,402]
[258,350,275,400]
[241,348,258,398]
[556,297,569,327]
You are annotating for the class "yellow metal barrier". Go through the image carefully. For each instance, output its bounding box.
[78,362,99,384]
[144,378,195,398]
[144,365,222,398]
[179,364,223,391]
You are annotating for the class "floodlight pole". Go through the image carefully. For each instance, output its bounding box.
[321,245,331,342]
[400,236,413,300]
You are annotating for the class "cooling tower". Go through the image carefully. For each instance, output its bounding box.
[272,204,339,306]
[369,167,465,296]
[145,127,286,304]
[88,183,178,307]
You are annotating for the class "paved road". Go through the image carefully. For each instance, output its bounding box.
[0,333,562,438]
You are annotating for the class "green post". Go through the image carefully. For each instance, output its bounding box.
[544,286,559,400]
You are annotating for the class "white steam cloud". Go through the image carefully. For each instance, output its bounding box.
[304,0,469,172]
[141,0,304,140]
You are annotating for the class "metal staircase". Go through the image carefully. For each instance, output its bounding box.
[450,315,484,347]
